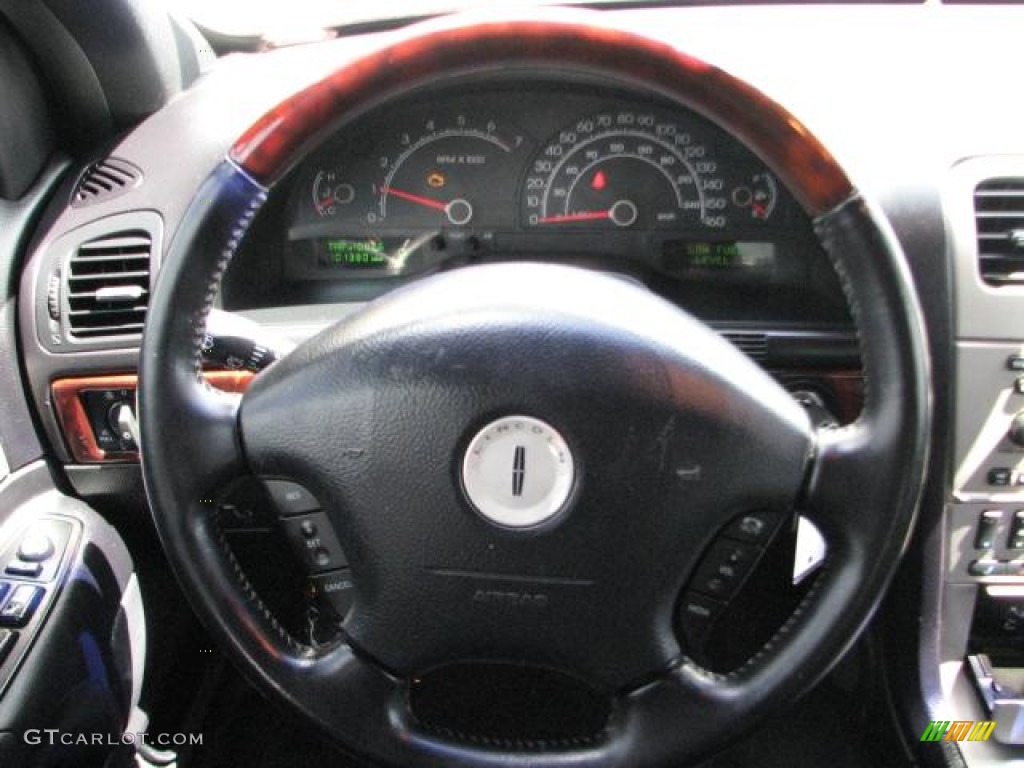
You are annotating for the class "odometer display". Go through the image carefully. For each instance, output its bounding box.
[291,235,442,280]
[523,111,729,231]
[320,238,387,269]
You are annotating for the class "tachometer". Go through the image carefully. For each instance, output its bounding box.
[522,111,729,230]
[375,117,525,229]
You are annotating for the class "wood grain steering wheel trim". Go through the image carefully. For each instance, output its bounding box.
[229,14,852,216]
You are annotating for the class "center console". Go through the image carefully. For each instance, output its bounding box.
[942,156,1024,764]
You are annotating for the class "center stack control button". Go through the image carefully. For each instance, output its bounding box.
[988,468,1012,487]
[1008,510,1024,550]
[968,560,1003,577]
[975,510,1003,550]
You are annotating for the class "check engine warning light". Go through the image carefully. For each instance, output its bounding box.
[427,172,446,189]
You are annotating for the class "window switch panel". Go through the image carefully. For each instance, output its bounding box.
[0,584,43,627]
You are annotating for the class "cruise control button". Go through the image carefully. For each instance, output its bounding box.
[281,512,347,574]
[0,584,43,627]
[17,532,55,563]
[312,548,331,568]
[265,480,320,516]
[311,570,356,619]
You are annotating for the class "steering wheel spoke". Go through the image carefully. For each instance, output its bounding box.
[800,423,877,548]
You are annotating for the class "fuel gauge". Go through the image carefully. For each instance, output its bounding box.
[732,172,778,221]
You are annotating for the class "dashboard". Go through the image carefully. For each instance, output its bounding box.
[223,80,850,327]
[7,4,1024,764]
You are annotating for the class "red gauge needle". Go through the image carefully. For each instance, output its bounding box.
[537,210,612,224]
[538,200,638,227]
[381,186,447,212]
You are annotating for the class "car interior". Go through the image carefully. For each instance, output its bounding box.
[0,0,1022,766]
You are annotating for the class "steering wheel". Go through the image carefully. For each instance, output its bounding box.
[139,12,930,767]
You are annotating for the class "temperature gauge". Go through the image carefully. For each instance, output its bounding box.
[312,171,356,217]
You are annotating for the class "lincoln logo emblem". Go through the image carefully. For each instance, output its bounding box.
[512,445,526,496]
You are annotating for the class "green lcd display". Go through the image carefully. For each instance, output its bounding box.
[319,238,387,269]
[662,240,776,277]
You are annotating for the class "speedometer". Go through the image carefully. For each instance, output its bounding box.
[522,111,729,230]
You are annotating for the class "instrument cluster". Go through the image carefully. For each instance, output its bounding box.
[276,82,838,321]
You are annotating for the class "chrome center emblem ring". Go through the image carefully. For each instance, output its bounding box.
[461,415,575,528]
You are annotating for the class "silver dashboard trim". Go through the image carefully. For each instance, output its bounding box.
[947,156,1024,342]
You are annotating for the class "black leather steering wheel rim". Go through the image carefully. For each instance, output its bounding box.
[139,11,930,767]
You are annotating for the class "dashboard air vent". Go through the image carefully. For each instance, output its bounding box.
[721,331,768,360]
[974,178,1024,286]
[71,158,141,207]
[66,231,151,339]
